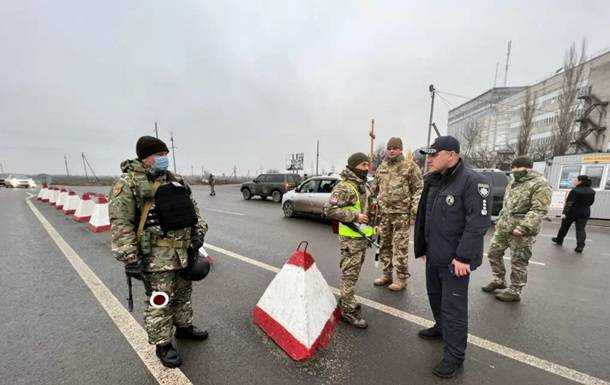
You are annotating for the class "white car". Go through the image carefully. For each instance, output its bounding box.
[282,176,340,218]
[5,174,36,188]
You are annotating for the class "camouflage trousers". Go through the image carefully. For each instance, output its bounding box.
[486,230,534,294]
[378,213,410,279]
[339,236,368,316]
[143,270,193,345]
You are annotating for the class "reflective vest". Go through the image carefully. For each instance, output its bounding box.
[338,182,375,238]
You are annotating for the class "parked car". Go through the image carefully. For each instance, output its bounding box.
[4,174,37,188]
[282,175,340,217]
[240,173,302,202]
[474,168,510,217]
[0,173,8,187]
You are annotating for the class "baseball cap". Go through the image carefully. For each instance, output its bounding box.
[419,135,460,155]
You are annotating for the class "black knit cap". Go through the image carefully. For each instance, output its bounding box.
[136,136,169,159]
[347,152,370,169]
[511,155,533,169]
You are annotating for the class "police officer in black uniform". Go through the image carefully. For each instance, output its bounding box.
[414,136,491,378]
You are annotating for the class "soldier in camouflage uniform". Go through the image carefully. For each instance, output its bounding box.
[482,156,551,302]
[109,136,208,368]
[324,152,373,329]
[371,137,423,291]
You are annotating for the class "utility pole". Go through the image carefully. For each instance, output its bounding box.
[201,166,205,180]
[170,132,177,173]
[0,162,4,173]
[369,118,375,170]
[154,122,159,138]
[315,140,320,175]
[82,153,88,180]
[504,40,512,87]
[64,154,70,176]
[232,165,237,180]
[425,84,436,173]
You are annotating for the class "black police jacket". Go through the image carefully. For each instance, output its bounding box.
[563,186,596,218]
[414,160,491,269]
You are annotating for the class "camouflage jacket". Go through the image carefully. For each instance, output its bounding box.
[371,154,423,217]
[324,168,372,223]
[496,169,551,237]
[109,159,208,272]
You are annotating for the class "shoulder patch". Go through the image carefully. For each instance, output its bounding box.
[478,183,490,198]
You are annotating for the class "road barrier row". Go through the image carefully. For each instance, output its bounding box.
[36,185,111,233]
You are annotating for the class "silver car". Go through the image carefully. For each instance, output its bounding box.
[281,176,340,217]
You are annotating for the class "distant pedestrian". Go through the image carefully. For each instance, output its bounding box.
[209,174,216,196]
[552,175,595,253]
[414,136,491,378]
[482,156,551,302]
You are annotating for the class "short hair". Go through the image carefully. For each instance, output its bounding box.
[577,175,591,187]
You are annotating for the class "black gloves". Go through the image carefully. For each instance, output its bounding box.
[125,260,144,280]
[191,230,205,251]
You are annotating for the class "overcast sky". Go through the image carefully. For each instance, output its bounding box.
[2,0,610,176]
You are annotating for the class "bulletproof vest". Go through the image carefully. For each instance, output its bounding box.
[154,181,198,232]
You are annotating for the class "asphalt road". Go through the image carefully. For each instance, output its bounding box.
[1,185,609,385]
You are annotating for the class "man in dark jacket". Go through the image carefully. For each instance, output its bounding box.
[552,175,596,253]
[414,136,491,378]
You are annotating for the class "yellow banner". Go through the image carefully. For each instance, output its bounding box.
[582,154,610,164]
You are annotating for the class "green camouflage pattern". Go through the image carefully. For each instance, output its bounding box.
[338,237,368,316]
[495,169,551,237]
[371,155,423,218]
[143,271,193,345]
[487,230,534,294]
[378,212,411,279]
[324,168,371,316]
[109,158,208,272]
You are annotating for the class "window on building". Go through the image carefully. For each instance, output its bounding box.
[583,165,604,189]
[558,165,581,189]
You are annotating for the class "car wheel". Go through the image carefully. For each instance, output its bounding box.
[242,188,252,200]
[283,201,295,218]
[272,190,282,203]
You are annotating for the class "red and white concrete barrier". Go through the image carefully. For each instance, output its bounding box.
[87,195,111,233]
[253,243,340,361]
[56,189,68,210]
[73,193,95,222]
[41,187,51,202]
[37,185,48,201]
[49,188,60,206]
[62,191,81,215]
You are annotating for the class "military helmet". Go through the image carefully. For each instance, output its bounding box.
[181,247,211,281]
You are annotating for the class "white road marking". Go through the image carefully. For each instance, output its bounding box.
[26,198,193,385]
[204,243,607,385]
[204,208,245,216]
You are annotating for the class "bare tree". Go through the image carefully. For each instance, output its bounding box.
[518,87,537,155]
[531,137,553,162]
[469,149,498,168]
[553,39,587,156]
[371,145,386,171]
[461,120,482,158]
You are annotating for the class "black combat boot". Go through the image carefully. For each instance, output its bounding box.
[432,358,463,378]
[175,325,209,341]
[156,343,182,368]
[418,326,442,340]
[551,237,563,246]
[574,246,584,253]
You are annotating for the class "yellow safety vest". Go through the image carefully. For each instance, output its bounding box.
[338,182,375,238]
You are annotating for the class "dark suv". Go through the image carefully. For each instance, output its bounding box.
[474,169,510,217]
[241,173,302,202]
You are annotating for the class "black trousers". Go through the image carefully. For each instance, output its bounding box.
[426,263,470,363]
[556,215,588,248]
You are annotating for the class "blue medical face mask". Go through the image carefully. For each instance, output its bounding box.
[153,155,169,172]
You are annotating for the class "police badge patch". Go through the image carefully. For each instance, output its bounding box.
[446,195,455,206]
[477,183,490,198]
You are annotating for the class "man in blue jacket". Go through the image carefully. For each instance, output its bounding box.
[414,136,491,378]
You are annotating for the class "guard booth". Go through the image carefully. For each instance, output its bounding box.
[546,153,610,220]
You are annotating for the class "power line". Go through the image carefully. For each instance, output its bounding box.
[436,92,453,108]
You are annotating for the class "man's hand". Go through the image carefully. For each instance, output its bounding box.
[356,213,368,224]
[451,259,471,277]
[125,261,143,280]
[191,230,205,250]
[512,228,524,237]
[421,255,427,262]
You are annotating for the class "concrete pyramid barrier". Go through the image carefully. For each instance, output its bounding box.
[56,189,68,210]
[253,243,340,361]
[62,191,81,215]
[37,185,48,201]
[49,188,60,206]
[41,187,51,202]
[87,195,111,233]
[73,193,95,222]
